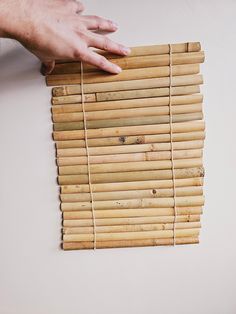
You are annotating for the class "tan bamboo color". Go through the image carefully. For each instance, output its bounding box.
[52,51,204,77]
[63,214,201,227]
[61,195,204,212]
[57,148,202,166]
[56,130,205,149]
[60,186,203,203]
[62,236,199,250]
[51,74,202,100]
[52,94,203,114]
[63,228,200,242]
[61,175,204,194]
[53,120,205,141]
[58,166,204,185]
[47,64,200,86]
[55,42,201,65]
[63,221,201,235]
[52,84,200,105]
[57,140,204,157]
[53,103,202,123]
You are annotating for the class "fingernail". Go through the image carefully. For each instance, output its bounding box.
[111,21,118,28]
[122,46,131,55]
[114,64,122,73]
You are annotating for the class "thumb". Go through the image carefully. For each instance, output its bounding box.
[40,60,55,75]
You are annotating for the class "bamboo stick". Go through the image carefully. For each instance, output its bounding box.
[57,140,204,157]
[63,214,201,227]
[51,74,202,100]
[63,221,201,234]
[61,195,204,211]
[53,120,205,141]
[55,130,205,149]
[52,84,200,105]
[58,167,204,185]
[61,176,204,194]
[62,236,199,250]
[60,186,203,203]
[63,228,200,242]
[52,94,203,114]
[52,52,204,77]
[57,148,202,166]
[54,112,203,132]
[47,64,200,86]
[56,42,201,65]
[59,158,202,176]
[53,103,202,123]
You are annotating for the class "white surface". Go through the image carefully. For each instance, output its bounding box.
[0,1,236,313]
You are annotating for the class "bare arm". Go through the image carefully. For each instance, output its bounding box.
[0,0,130,74]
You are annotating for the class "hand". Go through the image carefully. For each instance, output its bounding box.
[0,0,130,74]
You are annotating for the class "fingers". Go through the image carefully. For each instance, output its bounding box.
[87,33,131,56]
[41,60,55,75]
[82,15,118,32]
[78,49,122,74]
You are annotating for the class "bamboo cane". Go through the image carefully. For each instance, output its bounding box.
[63,228,200,242]
[52,94,203,114]
[52,84,200,105]
[59,158,202,176]
[52,52,204,77]
[58,166,204,185]
[55,131,205,149]
[63,221,201,234]
[62,236,199,250]
[47,64,200,86]
[51,74,202,101]
[53,120,205,141]
[61,195,204,211]
[60,186,203,203]
[53,103,202,123]
[61,176,204,194]
[57,148,202,166]
[63,214,201,227]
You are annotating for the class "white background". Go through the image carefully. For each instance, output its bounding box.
[0,1,236,313]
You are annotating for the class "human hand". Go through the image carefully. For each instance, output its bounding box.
[0,0,130,74]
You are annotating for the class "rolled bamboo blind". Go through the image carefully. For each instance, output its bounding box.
[46,41,205,251]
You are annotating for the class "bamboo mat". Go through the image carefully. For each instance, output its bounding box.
[46,42,205,250]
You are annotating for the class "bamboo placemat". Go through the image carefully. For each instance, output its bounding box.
[46,42,205,250]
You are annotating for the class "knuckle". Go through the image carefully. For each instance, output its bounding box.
[98,56,107,68]
[102,37,111,50]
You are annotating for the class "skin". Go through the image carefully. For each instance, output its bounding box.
[0,0,130,74]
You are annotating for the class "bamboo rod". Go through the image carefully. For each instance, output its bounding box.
[56,130,205,149]
[47,64,200,86]
[57,148,202,166]
[61,195,204,211]
[53,103,202,123]
[51,74,202,100]
[54,111,203,132]
[61,175,204,194]
[60,186,203,203]
[58,166,204,185]
[56,42,201,65]
[59,158,202,176]
[52,52,204,77]
[52,94,203,113]
[52,84,200,105]
[63,228,200,242]
[63,214,201,227]
[57,139,204,158]
[62,236,199,250]
[53,120,205,141]
[63,221,201,234]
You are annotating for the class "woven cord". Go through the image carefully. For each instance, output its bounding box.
[168,44,177,246]
[80,62,97,250]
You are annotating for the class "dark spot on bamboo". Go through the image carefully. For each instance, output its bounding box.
[152,189,157,194]
[119,136,126,143]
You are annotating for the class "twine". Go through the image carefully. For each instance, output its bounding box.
[168,44,177,246]
[80,62,97,250]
